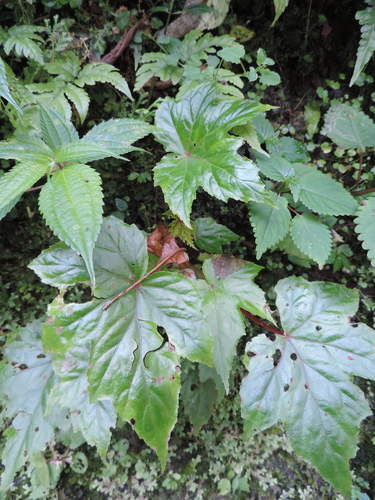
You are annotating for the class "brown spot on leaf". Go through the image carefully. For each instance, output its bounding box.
[45,317,54,325]
[168,342,176,352]
[304,382,309,389]
[212,254,248,279]
[169,375,175,381]
[56,327,63,335]
[156,376,165,383]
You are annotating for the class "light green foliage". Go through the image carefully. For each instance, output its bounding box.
[0,321,69,490]
[250,192,291,259]
[46,343,117,458]
[0,25,46,63]
[1,11,375,499]
[0,58,21,112]
[198,255,273,391]
[25,50,132,122]
[350,0,375,86]
[31,217,213,466]
[0,106,152,283]
[325,103,375,149]
[241,276,375,498]
[154,83,272,227]
[194,217,241,252]
[135,30,246,97]
[272,0,289,26]
[354,195,375,267]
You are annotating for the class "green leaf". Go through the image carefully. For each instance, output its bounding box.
[29,242,90,288]
[354,194,375,266]
[40,218,213,464]
[3,25,45,64]
[183,4,216,14]
[249,193,291,259]
[0,162,49,220]
[325,103,375,149]
[267,137,309,162]
[44,50,81,80]
[290,213,332,266]
[0,58,21,112]
[350,1,375,86]
[63,83,90,123]
[241,276,375,497]
[232,120,269,156]
[39,106,79,151]
[154,83,272,227]
[82,118,153,156]
[259,68,281,85]
[0,134,54,163]
[47,344,116,458]
[271,0,289,26]
[0,321,68,490]
[75,62,132,101]
[304,100,321,136]
[53,140,124,163]
[297,171,359,216]
[39,164,103,286]
[254,152,295,182]
[181,364,218,433]
[194,217,241,252]
[198,255,273,391]
[217,45,245,64]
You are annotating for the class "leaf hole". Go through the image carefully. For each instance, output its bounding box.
[272,349,281,367]
[304,382,309,389]
[130,419,136,426]
[190,383,198,391]
[290,353,297,361]
[283,384,289,392]
[266,333,276,342]
[36,353,46,358]
[315,325,322,331]
[285,303,289,307]
[247,351,256,358]
[35,427,39,432]
[351,323,358,328]
[169,375,175,381]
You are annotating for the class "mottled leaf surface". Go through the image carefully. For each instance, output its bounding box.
[0,321,68,490]
[241,276,375,497]
[47,344,116,457]
[38,217,212,464]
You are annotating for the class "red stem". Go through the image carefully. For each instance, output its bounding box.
[240,308,285,336]
[355,148,363,190]
[103,247,186,310]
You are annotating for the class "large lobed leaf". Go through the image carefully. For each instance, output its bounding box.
[354,194,375,267]
[240,276,375,497]
[153,83,272,227]
[30,217,213,464]
[0,321,69,490]
[46,343,116,458]
[197,255,274,391]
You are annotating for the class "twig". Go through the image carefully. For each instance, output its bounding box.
[240,308,285,336]
[103,247,186,310]
[25,184,45,192]
[95,20,149,65]
[355,148,363,190]
[352,187,375,197]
